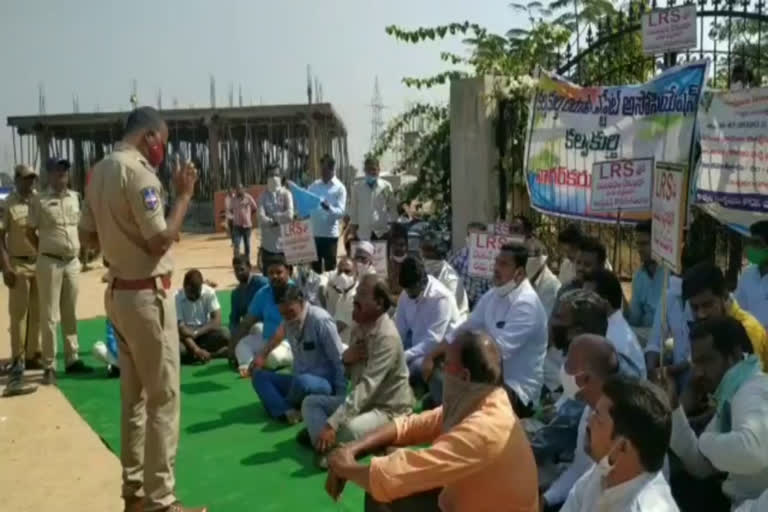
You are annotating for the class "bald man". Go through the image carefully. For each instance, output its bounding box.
[326,329,539,512]
[541,335,621,510]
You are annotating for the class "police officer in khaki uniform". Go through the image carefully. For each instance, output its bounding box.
[79,107,206,512]
[27,158,91,384]
[1,164,42,396]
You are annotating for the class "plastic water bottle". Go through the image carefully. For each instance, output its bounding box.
[106,319,118,363]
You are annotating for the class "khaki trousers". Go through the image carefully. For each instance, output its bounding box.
[106,284,180,511]
[8,258,41,361]
[36,254,80,369]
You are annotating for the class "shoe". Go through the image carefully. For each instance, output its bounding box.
[284,408,302,425]
[3,370,37,397]
[296,428,312,448]
[42,368,57,386]
[65,360,94,374]
[123,497,143,512]
[164,502,208,512]
[315,453,329,471]
[107,365,121,378]
[25,353,44,370]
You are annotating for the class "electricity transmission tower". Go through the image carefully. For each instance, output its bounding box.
[368,77,385,150]
[38,83,46,114]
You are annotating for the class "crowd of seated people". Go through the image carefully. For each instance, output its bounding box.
[182,213,768,512]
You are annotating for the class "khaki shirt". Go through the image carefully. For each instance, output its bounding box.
[0,191,38,259]
[29,188,81,258]
[79,142,172,280]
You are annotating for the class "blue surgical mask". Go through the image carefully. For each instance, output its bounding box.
[365,176,377,187]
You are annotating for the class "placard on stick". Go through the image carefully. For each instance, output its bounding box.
[590,158,653,213]
[350,241,388,276]
[468,233,525,278]
[651,162,687,274]
[279,220,318,265]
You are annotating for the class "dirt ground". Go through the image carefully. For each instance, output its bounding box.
[0,232,239,512]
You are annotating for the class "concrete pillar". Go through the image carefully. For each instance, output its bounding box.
[450,76,500,249]
[207,117,221,191]
[36,130,51,188]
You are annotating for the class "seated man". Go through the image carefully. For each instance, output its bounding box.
[325,330,539,512]
[387,224,409,302]
[176,269,230,364]
[562,376,677,511]
[395,256,461,398]
[683,262,768,369]
[324,256,358,348]
[525,238,561,317]
[556,235,608,300]
[420,230,469,320]
[251,284,346,423]
[229,254,268,335]
[625,221,664,338]
[352,241,377,277]
[427,243,548,418]
[584,268,646,377]
[302,274,413,467]
[665,317,768,510]
[231,255,294,376]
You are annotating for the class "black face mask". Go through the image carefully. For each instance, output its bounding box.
[551,325,571,351]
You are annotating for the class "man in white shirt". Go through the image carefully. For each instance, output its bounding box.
[324,256,357,348]
[735,220,768,329]
[584,268,646,378]
[444,243,548,417]
[541,334,621,510]
[663,316,768,509]
[349,156,395,242]
[419,230,469,320]
[526,238,561,317]
[557,224,583,287]
[308,154,347,273]
[395,256,462,394]
[561,375,677,511]
[176,269,230,364]
[258,164,294,272]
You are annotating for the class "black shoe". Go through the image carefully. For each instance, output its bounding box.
[296,428,312,448]
[25,355,44,371]
[107,365,121,378]
[65,360,94,374]
[42,369,57,386]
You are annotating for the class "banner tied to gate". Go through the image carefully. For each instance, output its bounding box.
[525,60,708,223]
[695,87,768,235]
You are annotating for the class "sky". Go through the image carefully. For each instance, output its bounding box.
[0,0,521,174]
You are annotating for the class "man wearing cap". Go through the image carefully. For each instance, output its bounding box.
[352,241,377,277]
[1,164,42,396]
[27,157,91,383]
[79,107,206,512]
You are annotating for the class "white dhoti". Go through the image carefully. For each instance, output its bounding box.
[234,323,293,371]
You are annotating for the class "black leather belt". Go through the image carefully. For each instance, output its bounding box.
[11,255,36,262]
[42,253,76,262]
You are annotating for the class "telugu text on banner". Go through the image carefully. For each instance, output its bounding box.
[524,60,708,223]
[695,87,768,235]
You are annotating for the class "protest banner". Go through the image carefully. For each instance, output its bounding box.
[468,233,525,278]
[279,220,318,265]
[288,181,323,218]
[642,5,697,55]
[525,60,707,224]
[350,240,388,276]
[590,158,654,212]
[695,87,768,235]
[652,162,687,273]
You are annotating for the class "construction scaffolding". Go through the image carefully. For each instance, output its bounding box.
[6,103,350,200]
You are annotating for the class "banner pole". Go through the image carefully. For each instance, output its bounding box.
[659,265,670,371]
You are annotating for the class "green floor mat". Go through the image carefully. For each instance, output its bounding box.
[56,291,364,511]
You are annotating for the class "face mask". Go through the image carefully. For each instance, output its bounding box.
[267,176,281,192]
[423,258,443,275]
[391,253,407,263]
[526,255,547,280]
[441,373,496,432]
[559,365,582,401]
[596,439,622,477]
[333,272,355,292]
[146,139,165,168]
[355,262,374,276]
[746,246,768,266]
[365,175,377,187]
[494,277,520,297]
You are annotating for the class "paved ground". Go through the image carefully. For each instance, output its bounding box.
[0,232,239,512]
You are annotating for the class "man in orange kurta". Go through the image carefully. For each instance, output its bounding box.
[326,329,539,512]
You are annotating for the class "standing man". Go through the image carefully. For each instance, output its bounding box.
[78,106,206,512]
[258,164,294,272]
[447,221,492,309]
[230,183,258,263]
[223,187,235,247]
[309,154,347,273]
[28,157,91,383]
[349,156,395,242]
[735,220,768,329]
[1,164,42,396]
[626,221,664,342]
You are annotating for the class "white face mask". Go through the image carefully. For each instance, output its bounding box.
[559,365,583,401]
[267,176,281,192]
[595,439,622,477]
[423,258,443,275]
[494,276,521,297]
[526,255,547,280]
[333,272,355,292]
[355,262,374,276]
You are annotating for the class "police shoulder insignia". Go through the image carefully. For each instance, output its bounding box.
[141,187,160,211]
